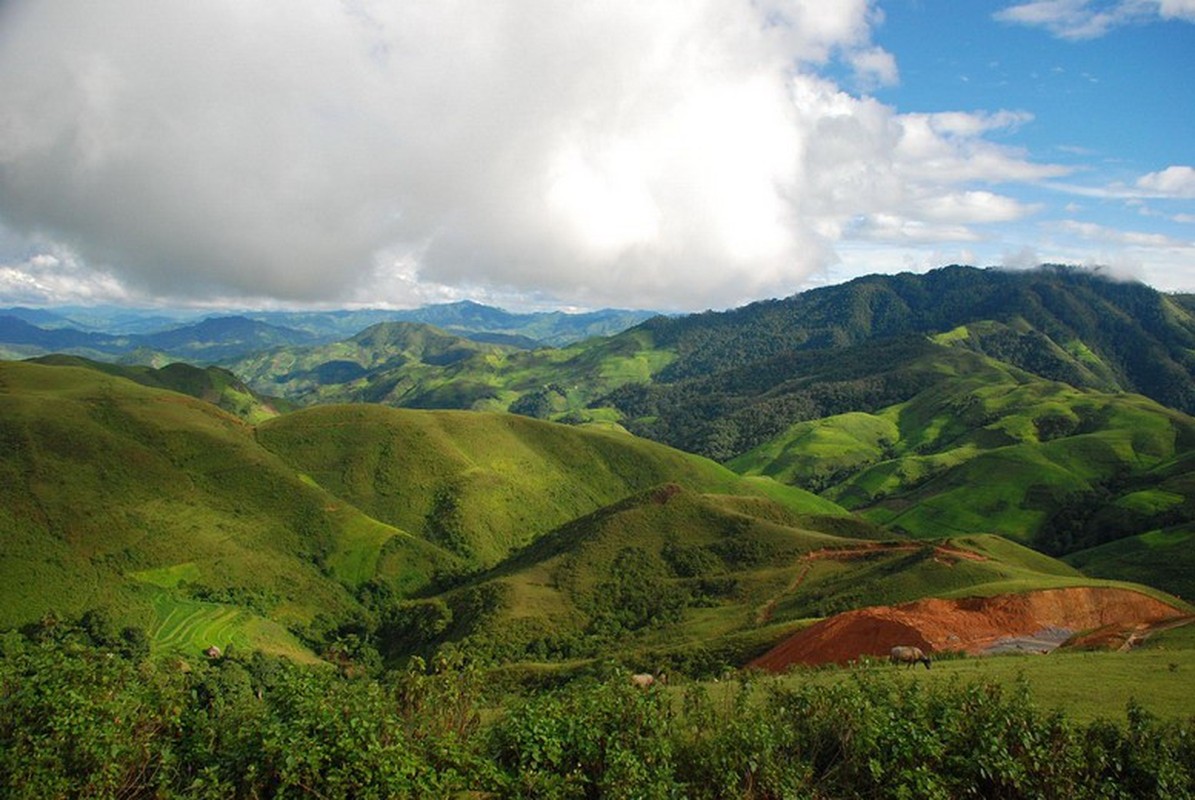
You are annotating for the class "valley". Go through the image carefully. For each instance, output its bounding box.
[3,264,1195,795]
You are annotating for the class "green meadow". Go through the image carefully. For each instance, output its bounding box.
[772,623,1195,724]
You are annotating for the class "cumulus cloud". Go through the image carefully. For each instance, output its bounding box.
[995,0,1195,39]
[0,0,1064,310]
[1135,166,1195,197]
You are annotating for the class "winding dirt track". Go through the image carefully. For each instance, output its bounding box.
[749,587,1192,671]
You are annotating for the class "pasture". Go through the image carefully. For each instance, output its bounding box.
[771,621,1195,723]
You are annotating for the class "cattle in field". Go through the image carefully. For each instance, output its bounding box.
[630,672,667,688]
[890,645,931,669]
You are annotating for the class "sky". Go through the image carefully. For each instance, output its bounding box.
[0,0,1191,313]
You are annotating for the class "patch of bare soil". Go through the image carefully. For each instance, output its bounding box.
[748,587,1190,671]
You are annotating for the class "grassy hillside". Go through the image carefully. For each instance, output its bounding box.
[255,404,840,568]
[28,354,291,423]
[0,360,458,656]
[376,496,1126,673]
[228,321,518,406]
[0,359,857,665]
[226,320,676,418]
[1063,524,1195,599]
[4,357,1136,675]
[728,344,1195,549]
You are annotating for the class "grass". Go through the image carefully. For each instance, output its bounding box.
[1064,523,1195,599]
[131,562,202,589]
[728,412,898,489]
[781,643,1195,724]
[5,355,1192,681]
[146,589,317,662]
[256,404,845,568]
[825,384,1195,544]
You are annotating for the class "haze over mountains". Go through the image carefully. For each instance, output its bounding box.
[2,263,1194,670]
[0,301,659,364]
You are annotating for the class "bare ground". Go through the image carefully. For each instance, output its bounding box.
[748,587,1193,671]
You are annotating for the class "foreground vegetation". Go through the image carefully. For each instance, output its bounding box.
[5,622,1195,799]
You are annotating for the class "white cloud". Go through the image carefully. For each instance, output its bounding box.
[1135,166,1195,198]
[0,0,1068,310]
[1049,165,1195,201]
[849,46,900,88]
[0,246,131,306]
[1159,0,1195,20]
[1056,219,1188,247]
[994,0,1195,39]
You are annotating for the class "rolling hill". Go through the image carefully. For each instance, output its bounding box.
[0,359,858,663]
[27,354,292,423]
[4,356,1154,673]
[6,264,1195,674]
[218,266,1195,582]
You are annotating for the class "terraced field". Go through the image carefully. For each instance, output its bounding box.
[146,590,314,661]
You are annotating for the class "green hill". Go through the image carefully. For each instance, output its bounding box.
[8,265,1195,670]
[0,360,454,657]
[0,359,853,663]
[729,344,1195,549]
[4,357,1128,673]
[27,354,291,423]
[223,267,1195,467]
[227,321,520,407]
[1063,524,1195,599]
[254,403,843,568]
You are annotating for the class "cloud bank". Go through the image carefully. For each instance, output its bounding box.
[0,0,1063,310]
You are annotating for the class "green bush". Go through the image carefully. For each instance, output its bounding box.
[3,629,1195,798]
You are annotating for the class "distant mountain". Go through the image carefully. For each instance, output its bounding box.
[245,301,658,347]
[636,264,1195,409]
[0,307,76,328]
[0,314,110,349]
[228,321,516,406]
[0,301,657,363]
[0,314,316,363]
[224,265,1195,588]
[384,300,660,346]
[235,266,1195,437]
[139,315,318,360]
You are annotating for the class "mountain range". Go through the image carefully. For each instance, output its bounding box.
[2,263,1193,672]
[0,301,659,364]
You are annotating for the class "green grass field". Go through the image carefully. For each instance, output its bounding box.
[721,613,1195,726]
[145,590,317,662]
[769,634,1195,723]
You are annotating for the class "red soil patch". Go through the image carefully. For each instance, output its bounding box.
[749,587,1189,671]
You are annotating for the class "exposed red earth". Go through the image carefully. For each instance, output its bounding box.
[749,587,1192,671]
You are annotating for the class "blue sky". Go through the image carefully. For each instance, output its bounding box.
[823,0,1195,293]
[0,0,1191,311]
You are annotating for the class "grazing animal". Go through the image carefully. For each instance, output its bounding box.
[630,672,667,688]
[890,646,931,670]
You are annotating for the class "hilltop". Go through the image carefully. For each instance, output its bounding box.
[4,264,1195,674]
[0,359,854,665]
[219,266,1195,596]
